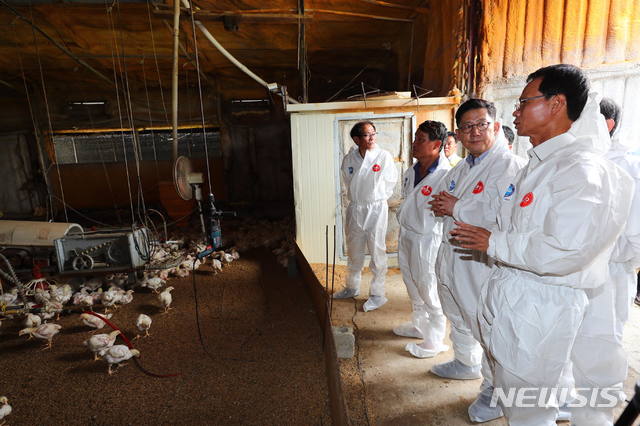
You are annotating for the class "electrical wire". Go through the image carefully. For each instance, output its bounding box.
[191,258,256,363]
[105,2,136,224]
[13,21,54,221]
[187,6,213,191]
[29,4,69,222]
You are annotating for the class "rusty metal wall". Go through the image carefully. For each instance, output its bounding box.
[478,0,640,88]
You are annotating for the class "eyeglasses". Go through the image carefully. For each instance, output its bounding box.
[359,132,377,138]
[514,94,548,111]
[458,121,491,134]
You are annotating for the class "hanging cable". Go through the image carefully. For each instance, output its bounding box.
[112,1,147,224]
[140,56,162,183]
[146,0,170,127]
[188,6,213,191]
[13,21,54,221]
[29,5,69,223]
[83,103,123,225]
[105,1,136,224]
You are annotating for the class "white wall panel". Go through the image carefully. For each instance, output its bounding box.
[291,113,338,263]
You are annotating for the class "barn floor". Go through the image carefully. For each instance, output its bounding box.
[319,266,640,425]
[0,249,331,425]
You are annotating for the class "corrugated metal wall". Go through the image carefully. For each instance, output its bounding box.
[478,0,640,87]
[477,0,640,156]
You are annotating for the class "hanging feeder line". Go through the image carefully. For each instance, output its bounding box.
[27,4,69,223]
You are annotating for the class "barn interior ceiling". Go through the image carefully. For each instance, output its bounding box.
[0,0,430,130]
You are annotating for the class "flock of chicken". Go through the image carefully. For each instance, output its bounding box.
[1,240,238,367]
[0,218,296,424]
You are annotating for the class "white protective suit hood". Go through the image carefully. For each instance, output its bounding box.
[569,91,611,155]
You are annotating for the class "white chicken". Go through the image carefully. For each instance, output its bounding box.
[116,289,134,307]
[141,276,165,293]
[19,323,62,349]
[73,289,94,309]
[23,313,42,329]
[230,248,240,260]
[43,300,64,320]
[158,286,174,313]
[49,284,73,304]
[0,396,11,425]
[33,287,51,304]
[82,277,103,291]
[99,344,140,375]
[211,258,223,274]
[0,288,18,305]
[135,314,152,338]
[101,287,121,311]
[80,312,112,331]
[84,330,120,360]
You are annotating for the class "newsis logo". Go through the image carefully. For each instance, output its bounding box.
[490,387,621,409]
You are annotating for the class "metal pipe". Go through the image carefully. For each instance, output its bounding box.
[195,21,300,104]
[171,0,181,162]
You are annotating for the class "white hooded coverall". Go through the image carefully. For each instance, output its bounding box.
[396,153,451,345]
[435,136,525,368]
[341,146,398,297]
[479,94,634,426]
[606,141,640,335]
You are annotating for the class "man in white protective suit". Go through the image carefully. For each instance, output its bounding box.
[333,121,398,312]
[393,120,451,357]
[429,99,525,423]
[451,64,634,425]
[601,98,640,335]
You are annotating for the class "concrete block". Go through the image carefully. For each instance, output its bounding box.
[332,326,355,359]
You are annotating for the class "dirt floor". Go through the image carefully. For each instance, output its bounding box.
[1,249,331,425]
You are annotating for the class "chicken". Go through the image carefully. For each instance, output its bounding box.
[135,314,152,338]
[49,284,73,304]
[0,396,11,425]
[19,323,62,349]
[117,290,134,307]
[43,300,64,320]
[84,330,120,360]
[23,313,42,329]
[158,286,174,313]
[141,277,165,293]
[82,277,103,291]
[33,287,51,304]
[101,288,121,311]
[80,313,112,331]
[99,344,140,375]
[0,288,18,305]
[230,248,240,260]
[211,258,222,274]
[72,289,94,309]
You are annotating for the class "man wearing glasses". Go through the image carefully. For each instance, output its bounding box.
[451,64,634,424]
[428,99,525,423]
[334,121,398,312]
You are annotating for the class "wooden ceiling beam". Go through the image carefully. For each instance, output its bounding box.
[352,0,429,14]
